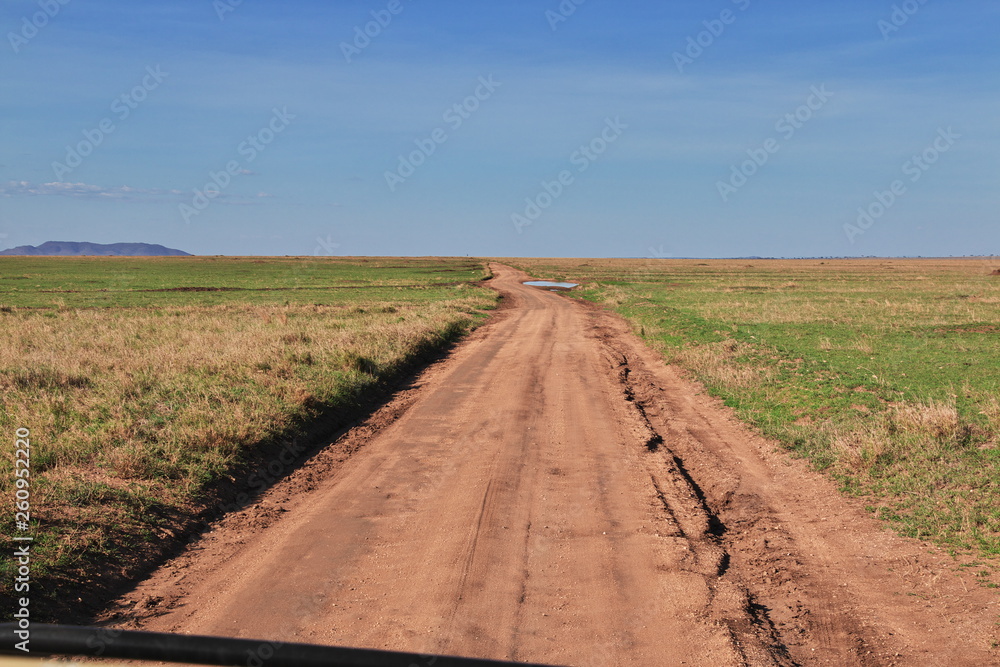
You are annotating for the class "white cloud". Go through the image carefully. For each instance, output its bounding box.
[0,180,183,199]
[0,180,273,205]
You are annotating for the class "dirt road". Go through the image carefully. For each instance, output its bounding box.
[108,264,998,666]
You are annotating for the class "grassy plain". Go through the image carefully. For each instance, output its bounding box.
[0,256,496,612]
[509,257,1000,561]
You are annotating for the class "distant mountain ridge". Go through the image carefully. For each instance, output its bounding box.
[0,241,191,256]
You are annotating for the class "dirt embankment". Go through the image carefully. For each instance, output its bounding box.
[102,264,998,666]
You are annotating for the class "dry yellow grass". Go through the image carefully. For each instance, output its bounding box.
[891,399,961,440]
[2,298,492,483]
[673,339,774,390]
[0,289,496,608]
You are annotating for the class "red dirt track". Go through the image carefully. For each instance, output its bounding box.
[107,264,998,666]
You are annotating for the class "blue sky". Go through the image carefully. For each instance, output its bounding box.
[1,0,997,257]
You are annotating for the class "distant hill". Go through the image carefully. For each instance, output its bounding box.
[0,241,191,257]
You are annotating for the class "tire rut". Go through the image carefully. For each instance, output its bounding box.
[591,309,932,666]
[601,337,795,666]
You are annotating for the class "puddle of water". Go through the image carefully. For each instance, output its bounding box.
[524,281,578,289]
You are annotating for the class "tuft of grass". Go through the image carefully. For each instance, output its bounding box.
[673,339,773,389]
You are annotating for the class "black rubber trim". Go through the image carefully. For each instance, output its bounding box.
[0,623,566,667]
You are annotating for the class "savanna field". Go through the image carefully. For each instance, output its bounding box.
[3,255,1000,618]
[0,256,497,613]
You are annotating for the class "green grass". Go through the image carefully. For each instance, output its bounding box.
[0,255,487,308]
[0,256,496,615]
[508,257,1000,557]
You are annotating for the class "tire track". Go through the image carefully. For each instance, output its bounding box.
[600,338,793,666]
